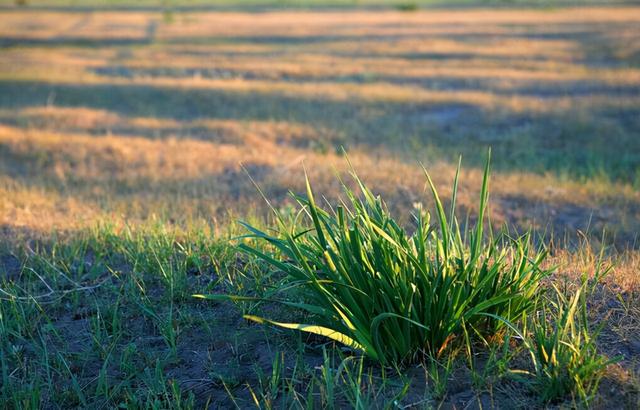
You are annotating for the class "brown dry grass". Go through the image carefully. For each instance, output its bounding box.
[1,120,638,242]
[1,6,639,245]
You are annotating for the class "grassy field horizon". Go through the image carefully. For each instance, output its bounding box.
[2,0,640,9]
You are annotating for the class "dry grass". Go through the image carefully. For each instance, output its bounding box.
[1,6,638,245]
[1,121,639,242]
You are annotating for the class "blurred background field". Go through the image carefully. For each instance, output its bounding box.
[3,0,639,8]
[1,3,639,246]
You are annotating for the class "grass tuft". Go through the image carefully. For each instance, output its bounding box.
[524,281,618,404]
[198,153,552,365]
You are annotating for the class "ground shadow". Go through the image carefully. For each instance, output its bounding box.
[2,79,639,181]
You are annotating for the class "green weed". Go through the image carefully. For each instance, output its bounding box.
[521,281,618,405]
[197,153,551,364]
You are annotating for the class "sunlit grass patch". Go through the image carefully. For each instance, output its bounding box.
[188,154,631,407]
[198,154,552,364]
[526,282,617,404]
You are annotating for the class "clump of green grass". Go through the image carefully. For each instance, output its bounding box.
[197,153,551,365]
[514,280,618,405]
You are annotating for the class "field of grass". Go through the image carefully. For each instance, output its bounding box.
[1,3,640,408]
